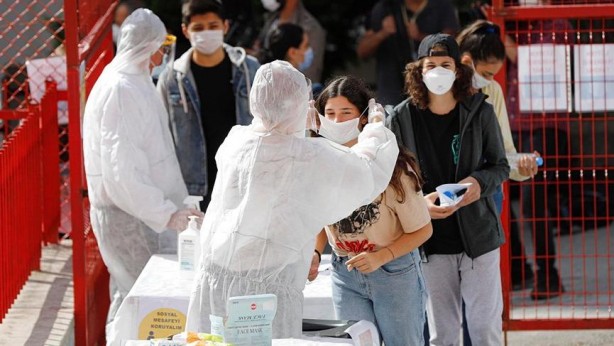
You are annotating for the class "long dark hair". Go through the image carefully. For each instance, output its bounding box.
[391,146,424,203]
[315,76,372,116]
[316,76,424,202]
[404,52,474,110]
[260,23,304,64]
[456,20,505,63]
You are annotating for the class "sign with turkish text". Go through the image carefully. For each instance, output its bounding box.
[518,44,571,112]
[574,44,614,112]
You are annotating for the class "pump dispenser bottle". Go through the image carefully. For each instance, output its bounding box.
[183,195,204,211]
[178,215,201,271]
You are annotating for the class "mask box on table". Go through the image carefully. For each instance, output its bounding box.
[210,294,277,346]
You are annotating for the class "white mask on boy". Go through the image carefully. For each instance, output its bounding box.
[423,66,456,95]
[190,30,224,55]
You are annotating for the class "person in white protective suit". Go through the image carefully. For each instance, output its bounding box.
[185,60,399,338]
[82,8,203,332]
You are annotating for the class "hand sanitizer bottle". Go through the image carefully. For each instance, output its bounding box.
[178,215,200,271]
[183,195,204,212]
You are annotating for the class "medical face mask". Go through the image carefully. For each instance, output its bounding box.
[318,113,362,145]
[423,66,456,95]
[151,53,169,80]
[262,0,281,12]
[472,63,492,90]
[299,47,314,72]
[190,30,224,55]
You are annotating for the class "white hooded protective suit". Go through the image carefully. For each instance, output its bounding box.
[82,8,188,325]
[185,60,399,338]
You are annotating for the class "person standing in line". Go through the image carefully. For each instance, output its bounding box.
[112,0,144,48]
[82,8,202,333]
[456,19,541,346]
[259,23,323,96]
[157,0,260,210]
[256,0,326,83]
[504,11,571,301]
[309,75,432,346]
[357,0,460,105]
[387,33,509,345]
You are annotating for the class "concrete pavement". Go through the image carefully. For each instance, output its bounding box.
[0,240,74,346]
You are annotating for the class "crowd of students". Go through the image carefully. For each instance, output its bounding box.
[83,1,560,345]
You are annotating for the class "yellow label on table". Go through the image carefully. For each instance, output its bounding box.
[138,308,186,340]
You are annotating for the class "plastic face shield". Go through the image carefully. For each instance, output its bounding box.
[305,77,319,135]
[162,34,177,62]
[152,34,177,81]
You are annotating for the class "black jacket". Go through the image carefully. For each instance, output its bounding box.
[386,94,510,259]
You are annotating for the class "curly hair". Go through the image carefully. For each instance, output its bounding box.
[404,58,475,110]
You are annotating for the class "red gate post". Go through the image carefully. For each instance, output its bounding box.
[40,80,61,245]
[64,0,117,344]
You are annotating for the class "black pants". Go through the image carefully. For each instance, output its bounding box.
[513,127,568,275]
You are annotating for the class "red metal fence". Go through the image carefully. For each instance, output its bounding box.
[491,0,614,333]
[0,1,71,241]
[0,81,60,323]
[64,0,117,344]
[0,0,67,324]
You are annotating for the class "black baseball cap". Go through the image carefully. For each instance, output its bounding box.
[417,33,461,61]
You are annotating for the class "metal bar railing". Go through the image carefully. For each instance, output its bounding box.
[40,81,61,245]
[0,107,43,323]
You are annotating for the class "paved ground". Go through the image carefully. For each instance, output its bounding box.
[503,201,614,345]
[0,240,74,346]
[507,329,614,345]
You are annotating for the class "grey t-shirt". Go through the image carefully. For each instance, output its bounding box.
[368,0,460,105]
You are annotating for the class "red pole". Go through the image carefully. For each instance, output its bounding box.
[63,0,87,343]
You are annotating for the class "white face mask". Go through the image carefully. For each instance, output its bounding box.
[262,0,281,12]
[190,30,224,55]
[423,66,456,95]
[318,114,361,145]
[151,52,170,80]
[472,63,492,90]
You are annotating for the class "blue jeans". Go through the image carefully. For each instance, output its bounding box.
[493,184,504,215]
[331,249,427,346]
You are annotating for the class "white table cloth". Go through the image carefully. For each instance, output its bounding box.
[108,254,336,345]
[125,337,353,346]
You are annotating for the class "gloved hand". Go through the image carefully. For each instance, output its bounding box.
[166,208,204,232]
[306,99,318,133]
[367,98,385,123]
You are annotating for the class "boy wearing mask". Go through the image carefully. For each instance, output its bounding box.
[157,0,260,209]
[387,34,509,345]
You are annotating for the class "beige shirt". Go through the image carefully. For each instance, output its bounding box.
[482,80,530,182]
[325,169,431,257]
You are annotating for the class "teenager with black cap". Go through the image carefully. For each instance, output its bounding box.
[386,33,509,345]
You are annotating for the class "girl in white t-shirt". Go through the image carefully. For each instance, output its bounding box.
[309,76,433,346]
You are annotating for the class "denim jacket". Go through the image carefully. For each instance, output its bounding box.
[157,44,260,197]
